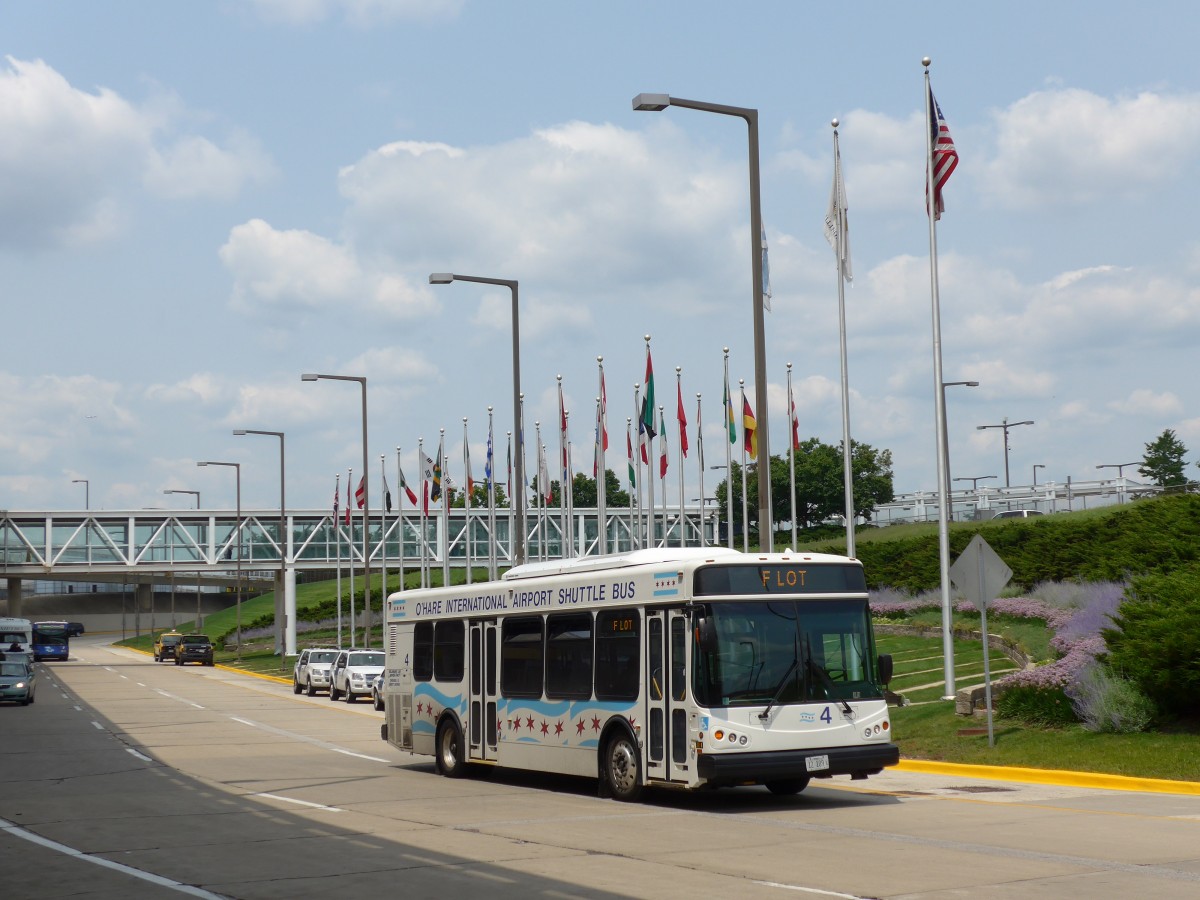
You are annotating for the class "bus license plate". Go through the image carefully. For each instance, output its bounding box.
[805,755,830,773]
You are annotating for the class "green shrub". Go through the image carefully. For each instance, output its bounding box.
[1103,567,1200,718]
[1065,661,1155,733]
[995,685,1078,726]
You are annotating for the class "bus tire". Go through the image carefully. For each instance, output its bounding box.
[766,778,809,796]
[436,718,466,778]
[604,732,642,802]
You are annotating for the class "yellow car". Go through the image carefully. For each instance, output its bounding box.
[154,631,183,663]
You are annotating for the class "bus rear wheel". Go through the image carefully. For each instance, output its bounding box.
[766,778,810,796]
[436,719,466,778]
[604,733,642,802]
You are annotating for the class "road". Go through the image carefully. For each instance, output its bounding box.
[1,635,1198,899]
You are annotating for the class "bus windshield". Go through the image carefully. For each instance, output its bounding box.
[693,599,883,709]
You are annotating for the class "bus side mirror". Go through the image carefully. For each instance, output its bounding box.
[878,654,893,687]
[695,617,717,653]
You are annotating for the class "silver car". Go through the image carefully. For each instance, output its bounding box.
[293,647,340,697]
[0,660,36,706]
[329,649,385,703]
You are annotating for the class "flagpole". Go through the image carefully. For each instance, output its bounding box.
[347,466,356,645]
[567,432,575,555]
[379,452,387,646]
[626,417,636,552]
[519,394,528,563]
[696,393,706,546]
[788,363,798,550]
[739,382,749,553]
[557,376,568,558]
[463,417,473,584]
[658,405,668,548]
[925,57,956,700]
[534,421,544,561]
[676,367,685,547]
[487,408,497,580]
[596,356,607,556]
[420,439,429,592]
[641,335,656,549]
[505,429,513,574]
[723,348,734,550]
[334,473,343,649]
[439,429,449,587]
[396,447,406,594]
[828,120,857,559]
[633,384,643,549]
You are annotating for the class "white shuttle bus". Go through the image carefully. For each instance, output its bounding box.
[0,617,33,654]
[380,547,898,801]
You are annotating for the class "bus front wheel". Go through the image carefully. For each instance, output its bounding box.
[604,733,642,802]
[436,719,466,778]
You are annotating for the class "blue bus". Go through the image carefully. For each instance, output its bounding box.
[32,622,70,662]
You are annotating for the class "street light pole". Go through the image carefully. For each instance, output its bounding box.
[197,460,241,660]
[954,475,998,491]
[939,381,979,520]
[71,478,89,509]
[633,93,772,548]
[1097,462,1140,504]
[163,489,201,508]
[234,429,293,656]
[1033,464,1045,486]
[429,273,526,566]
[976,418,1035,487]
[302,374,370,640]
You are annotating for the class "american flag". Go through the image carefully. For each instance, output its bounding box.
[927,85,959,221]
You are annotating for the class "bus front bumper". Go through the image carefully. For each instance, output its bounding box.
[696,743,900,786]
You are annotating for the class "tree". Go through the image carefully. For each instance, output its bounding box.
[449,483,508,508]
[1140,429,1189,487]
[569,469,631,509]
[714,438,895,539]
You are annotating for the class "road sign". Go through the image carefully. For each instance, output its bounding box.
[949,534,1011,610]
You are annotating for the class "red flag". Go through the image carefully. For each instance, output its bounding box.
[355,475,365,509]
[791,394,800,451]
[742,393,758,457]
[332,479,339,522]
[676,379,689,458]
[398,463,418,505]
[599,370,609,451]
[559,382,569,480]
[345,478,352,525]
[659,409,669,479]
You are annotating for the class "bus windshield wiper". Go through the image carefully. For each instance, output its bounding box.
[757,656,799,721]
[807,656,853,717]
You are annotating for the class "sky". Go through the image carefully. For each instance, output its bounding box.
[3,1,1200,514]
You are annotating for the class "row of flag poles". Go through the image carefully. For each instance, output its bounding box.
[321,62,960,667]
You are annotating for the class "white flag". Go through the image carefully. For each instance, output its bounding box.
[760,222,773,311]
[824,140,853,283]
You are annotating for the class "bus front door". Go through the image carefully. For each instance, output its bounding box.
[645,609,690,784]
[468,620,498,761]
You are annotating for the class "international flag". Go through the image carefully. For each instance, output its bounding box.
[824,137,853,282]
[626,423,636,488]
[638,346,656,463]
[927,84,959,221]
[723,373,737,444]
[761,222,772,312]
[599,369,609,451]
[742,392,758,458]
[676,378,689,458]
[398,464,418,505]
[791,392,801,451]
[355,475,365,509]
[345,477,352,526]
[658,409,669,479]
[506,433,512,500]
[382,474,393,513]
[421,454,435,516]
[538,443,552,503]
[332,478,339,521]
[485,423,494,488]
[696,397,705,470]
[465,439,474,495]
[559,381,569,480]
[431,441,443,503]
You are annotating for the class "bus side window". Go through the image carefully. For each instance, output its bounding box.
[413,622,433,681]
[500,616,544,699]
[434,620,465,682]
[595,608,639,701]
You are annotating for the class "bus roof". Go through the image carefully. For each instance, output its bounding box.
[501,547,742,580]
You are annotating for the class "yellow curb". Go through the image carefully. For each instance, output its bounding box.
[123,644,292,684]
[896,759,1200,795]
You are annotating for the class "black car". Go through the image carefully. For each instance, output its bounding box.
[65,622,85,637]
[175,634,214,666]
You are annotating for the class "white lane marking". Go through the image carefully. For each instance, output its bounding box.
[154,689,204,709]
[137,682,145,687]
[252,792,343,812]
[73,705,82,711]
[0,816,226,899]
[61,693,70,699]
[119,675,128,680]
[231,716,390,763]
[752,882,866,898]
[126,748,153,763]
[91,721,105,731]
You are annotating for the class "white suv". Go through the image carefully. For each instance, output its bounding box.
[329,649,385,704]
[293,647,340,697]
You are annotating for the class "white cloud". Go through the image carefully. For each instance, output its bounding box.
[982,88,1200,209]
[0,56,274,250]
[145,373,225,406]
[1107,388,1183,417]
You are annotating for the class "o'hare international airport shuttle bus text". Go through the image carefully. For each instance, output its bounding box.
[380,548,899,801]
[0,617,34,654]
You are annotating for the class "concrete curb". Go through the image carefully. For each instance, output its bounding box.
[896,758,1200,796]
[123,645,292,685]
